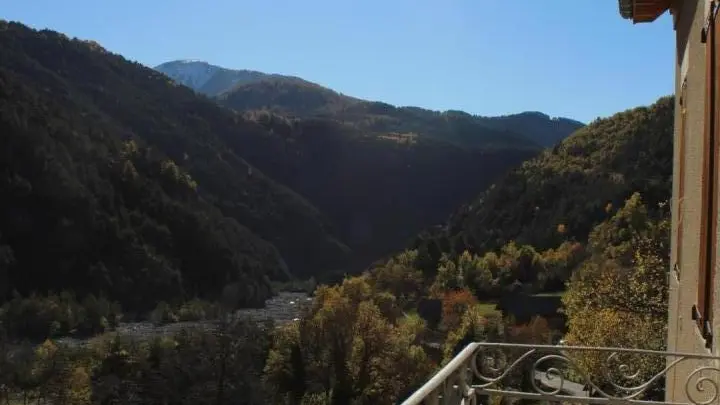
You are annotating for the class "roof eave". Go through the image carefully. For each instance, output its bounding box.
[619,0,634,19]
[618,0,672,24]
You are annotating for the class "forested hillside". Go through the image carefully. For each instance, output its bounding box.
[233,111,536,269]
[0,21,540,311]
[477,111,586,149]
[0,22,357,310]
[216,77,584,148]
[413,96,673,272]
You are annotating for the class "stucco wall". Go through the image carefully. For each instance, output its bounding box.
[667,0,717,403]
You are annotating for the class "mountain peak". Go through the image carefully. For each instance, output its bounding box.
[155,60,287,97]
[154,60,222,92]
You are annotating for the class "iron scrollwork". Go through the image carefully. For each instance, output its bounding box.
[468,342,720,405]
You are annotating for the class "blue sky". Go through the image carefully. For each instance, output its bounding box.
[3,0,674,123]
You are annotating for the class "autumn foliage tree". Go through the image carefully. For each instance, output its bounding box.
[0,321,271,405]
[264,275,434,405]
[367,249,425,310]
[441,288,478,332]
[428,241,583,301]
[507,316,554,345]
[443,307,504,363]
[562,193,669,399]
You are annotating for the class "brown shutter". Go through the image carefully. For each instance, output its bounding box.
[698,1,719,348]
[709,0,720,335]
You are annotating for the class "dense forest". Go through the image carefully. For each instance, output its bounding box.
[226,112,537,269]
[0,191,670,404]
[0,21,543,311]
[0,20,673,405]
[413,96,673,276]
[0,22,343,310]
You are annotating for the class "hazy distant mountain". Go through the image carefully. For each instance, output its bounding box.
[155,60,294,97]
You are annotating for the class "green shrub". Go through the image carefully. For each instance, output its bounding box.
[0,291,122,341]
[150,299,224,325]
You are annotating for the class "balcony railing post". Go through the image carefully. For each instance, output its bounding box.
[458,356,476,405]
[427,387,439,405]
[401,343,481,405]
[443,376,455,404]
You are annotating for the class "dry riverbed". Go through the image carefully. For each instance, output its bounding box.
[52,292,311,347]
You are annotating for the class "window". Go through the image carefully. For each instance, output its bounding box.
[696,2,720,348]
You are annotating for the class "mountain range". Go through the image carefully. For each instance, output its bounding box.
[155,60,585,148]
[0,18,678,405]
[0,21,584,311]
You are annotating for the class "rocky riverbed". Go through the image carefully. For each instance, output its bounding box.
[235,291,312,324]
[53,292,311,347]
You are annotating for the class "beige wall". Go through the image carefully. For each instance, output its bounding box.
[668,0,718,403]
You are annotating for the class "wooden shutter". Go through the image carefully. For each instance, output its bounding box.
[697,1,720,348]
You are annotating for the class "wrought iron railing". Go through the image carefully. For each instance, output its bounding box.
[401,342,720,405]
